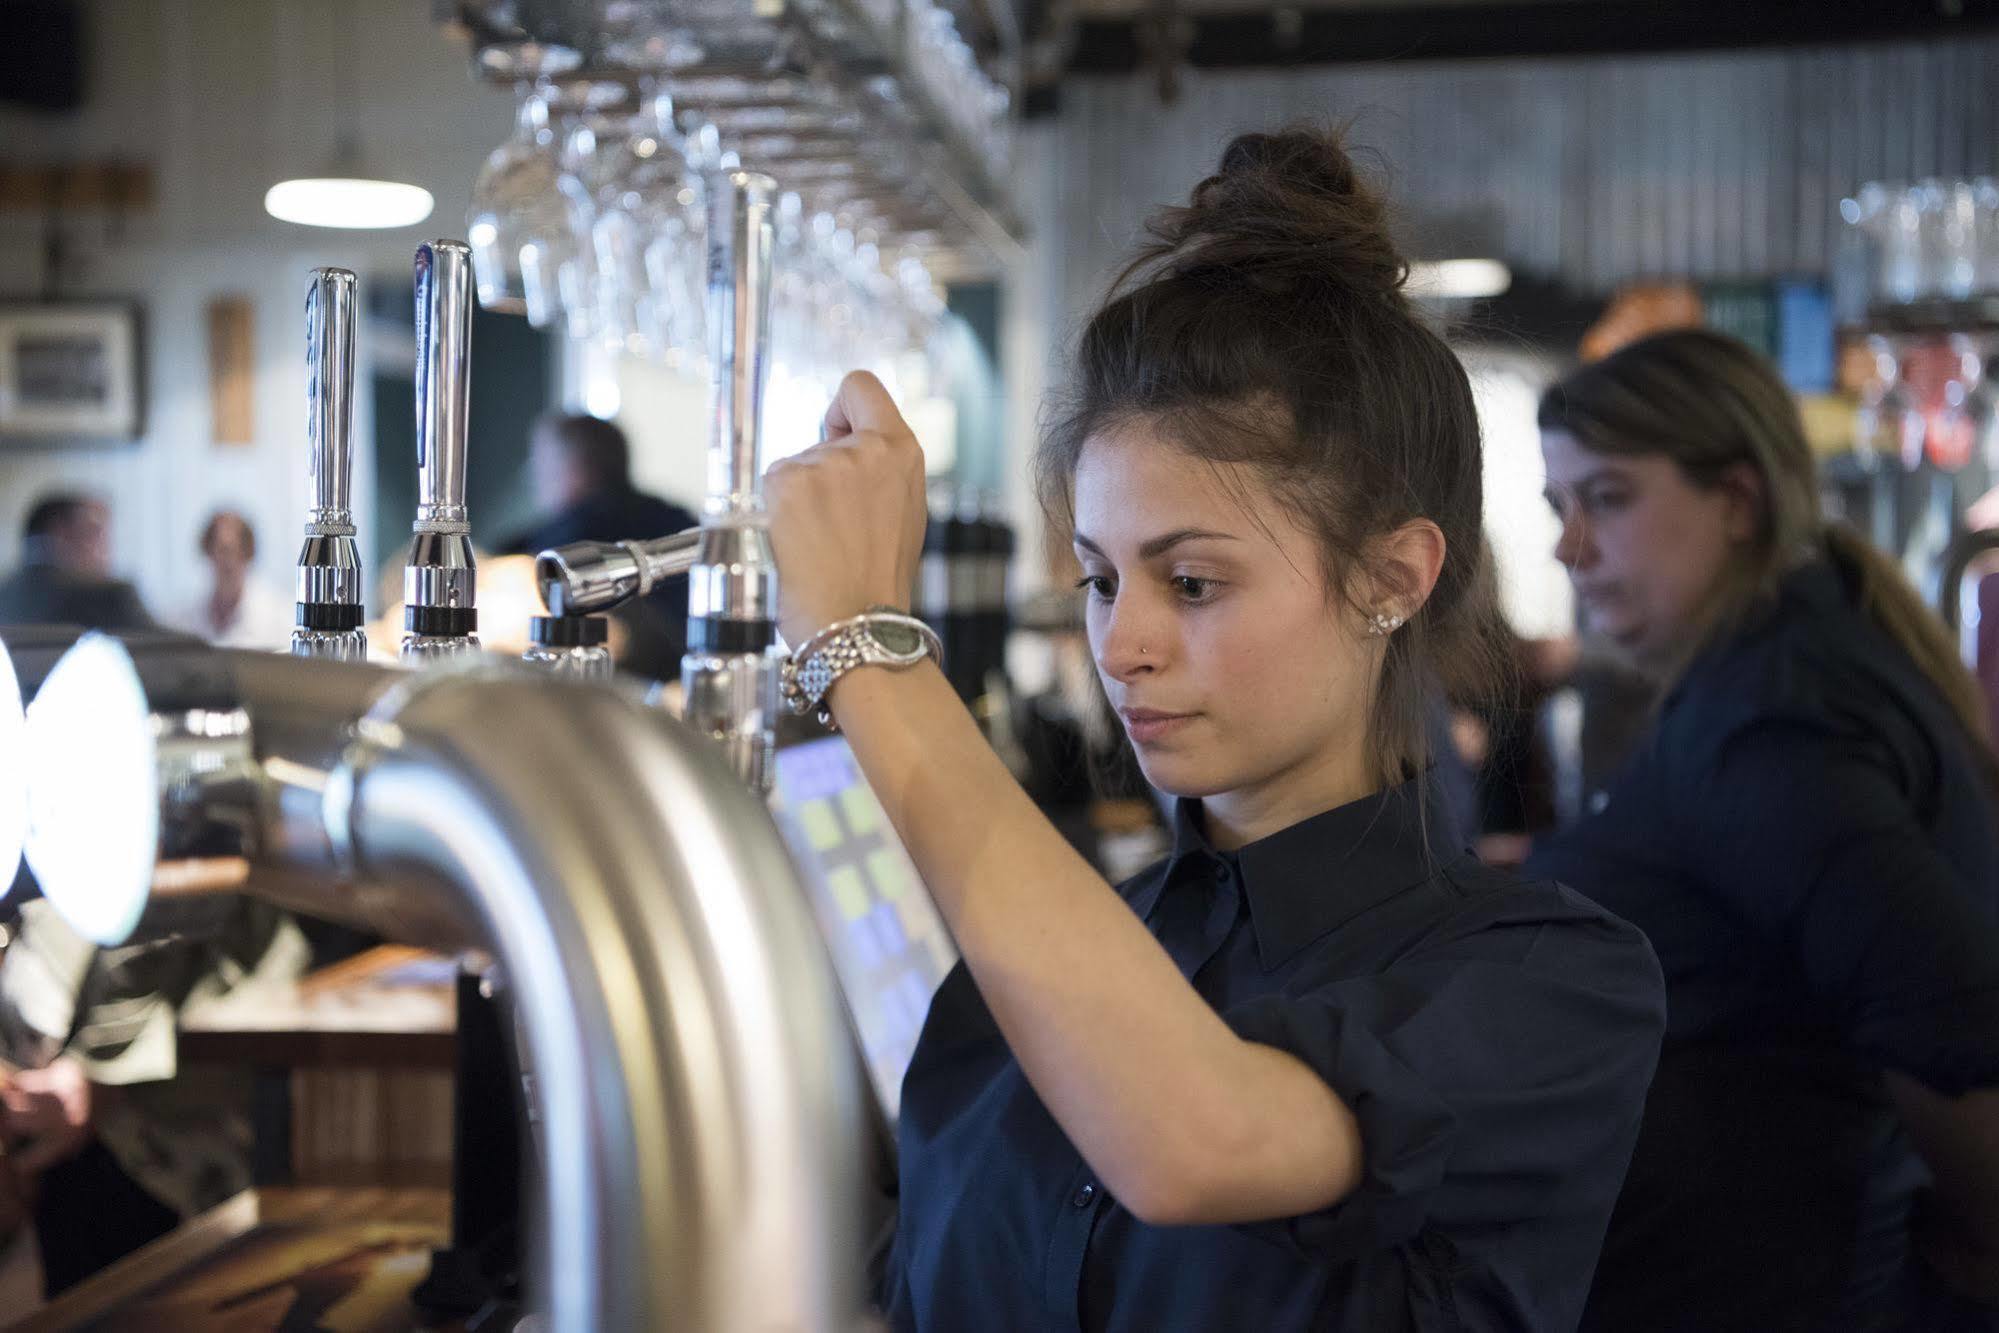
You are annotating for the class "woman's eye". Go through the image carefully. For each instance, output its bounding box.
[1074,574,1114,601]
[1171,576,1217,603]
[1583,489,1630,514]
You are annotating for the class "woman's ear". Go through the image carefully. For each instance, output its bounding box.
[1719,461,1767,545]
[1366,519,1447,622]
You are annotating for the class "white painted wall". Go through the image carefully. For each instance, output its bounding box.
[0,0,513,615]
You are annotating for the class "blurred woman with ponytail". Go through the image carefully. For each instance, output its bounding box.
[1529,328,1999,1331]
[763,127,1664,1332]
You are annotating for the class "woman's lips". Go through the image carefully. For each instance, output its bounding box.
[1119,708,1197,744]
[1577,584,1622,613]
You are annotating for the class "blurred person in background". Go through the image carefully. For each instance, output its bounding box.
[502,412,699,679]
[0,494,152,631]
[0,902,307,1297]
[165,509,292,649]
[1528,328,1999,1331]
[0,499,306,1299]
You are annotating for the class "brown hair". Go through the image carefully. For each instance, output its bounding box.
[1538,327,1993,758]
[535,412,633,493]
[1035,128,1510,789]
[198,509,256,561]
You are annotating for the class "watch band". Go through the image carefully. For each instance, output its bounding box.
[781,608,944,731]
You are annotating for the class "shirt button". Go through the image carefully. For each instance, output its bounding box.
[1214,862,1232,882]
[1072,1183,1097,1208]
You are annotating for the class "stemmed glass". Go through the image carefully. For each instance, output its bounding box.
[469,86,569,316]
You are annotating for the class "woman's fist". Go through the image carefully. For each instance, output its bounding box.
[765,372,929,648]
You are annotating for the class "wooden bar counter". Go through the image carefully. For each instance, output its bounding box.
[177,947,458,1190]
[14,1188,458,1331]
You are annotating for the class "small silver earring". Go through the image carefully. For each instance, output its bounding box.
[1367,611,1404,638]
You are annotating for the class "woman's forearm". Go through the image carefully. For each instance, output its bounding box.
[828,661,1362,1224]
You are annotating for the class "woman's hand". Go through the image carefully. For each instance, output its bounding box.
[765,371,929,648]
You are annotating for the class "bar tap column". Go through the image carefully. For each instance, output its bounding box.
[403,240,482,664]
[684,170,782,792]
[292,268,368,661]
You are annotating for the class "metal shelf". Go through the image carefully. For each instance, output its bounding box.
[794,0,1027,267]
[457,0,1027,275]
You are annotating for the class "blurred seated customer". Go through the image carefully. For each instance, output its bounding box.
[0,898,308,1296]
[165,509,292,649]
[0,493,152,630]
[1528,328,1999,1331]
[502,413,699,679]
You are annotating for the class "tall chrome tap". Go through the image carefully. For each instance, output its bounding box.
[684,169,782,792]
[292,268,368,661]
[402,240,482,664]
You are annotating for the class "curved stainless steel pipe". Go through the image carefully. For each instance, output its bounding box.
[21,639,864,1330]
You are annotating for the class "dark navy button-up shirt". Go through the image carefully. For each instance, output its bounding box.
[883,777,1666,1332]
[1528,558,1999,1332]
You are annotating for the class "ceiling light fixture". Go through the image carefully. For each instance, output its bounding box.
[265,0,434,230]
[1407,258,1513,302]
[266,166,434,230]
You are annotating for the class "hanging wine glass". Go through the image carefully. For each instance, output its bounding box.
[555,121,608,343]
[468,85,568,315]
[641,173,707,369]
[586,93,685,358]
[600,0,706,74]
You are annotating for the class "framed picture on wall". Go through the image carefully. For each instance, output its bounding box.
[0,302,143,440]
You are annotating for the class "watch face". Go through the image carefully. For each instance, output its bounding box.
[868,620,923,656]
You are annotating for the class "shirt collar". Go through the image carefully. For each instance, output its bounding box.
[1156,773,1469,972]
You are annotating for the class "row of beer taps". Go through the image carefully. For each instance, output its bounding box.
[1,170,862,1333]
[294,169,786,792]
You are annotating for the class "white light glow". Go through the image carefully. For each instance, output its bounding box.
[265,177,435,230]
[584,346,623,419]
[1407,258,1513,302]
[23,635,158,945]
[0,644,24,892]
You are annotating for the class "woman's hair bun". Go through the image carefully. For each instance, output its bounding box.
[1134,127,1406,303]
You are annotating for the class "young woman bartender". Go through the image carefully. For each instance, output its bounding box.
[1527,329,1999,1332]
[763,129,1667,1332]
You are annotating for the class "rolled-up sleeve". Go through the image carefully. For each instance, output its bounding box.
[1222,902,1666,1258]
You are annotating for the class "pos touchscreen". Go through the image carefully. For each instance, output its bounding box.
[768,734,959,1121]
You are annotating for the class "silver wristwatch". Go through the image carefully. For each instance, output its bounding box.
[781,606,944,730]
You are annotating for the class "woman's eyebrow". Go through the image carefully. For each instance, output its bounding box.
[1072,528,1240,560]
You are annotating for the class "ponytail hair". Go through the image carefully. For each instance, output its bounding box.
[1822,523,1993,752]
